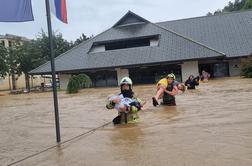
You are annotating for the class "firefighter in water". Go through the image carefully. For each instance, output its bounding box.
[106,77,145,125]
[152,73,185,106]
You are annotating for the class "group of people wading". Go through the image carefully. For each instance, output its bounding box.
[106,71,210,125]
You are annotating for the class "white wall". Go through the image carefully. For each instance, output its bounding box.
[181,61,199,82]
[116,68,129,86]
[59,74,71,90]
[0,74,47,91]
[228,59,241,76]
[150,39,159,46]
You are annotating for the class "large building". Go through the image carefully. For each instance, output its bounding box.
[0,34,30,47]
[30,10,252,89]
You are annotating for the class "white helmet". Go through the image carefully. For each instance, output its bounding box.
[120,77,133,86]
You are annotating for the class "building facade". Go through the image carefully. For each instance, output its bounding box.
[30,10,252,89]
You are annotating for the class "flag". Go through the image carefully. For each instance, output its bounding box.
[49,0,68,24]
[0,0,34,22]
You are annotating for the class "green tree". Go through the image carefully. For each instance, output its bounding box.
[54,33,72,57]
[72,33,90,46]
[6,45,21,90]
[66,76,80,93]
[243,0,252,9]
[241,55,252,78]
[213,9,223,15]
[36,30,71,61]
[16,41,44,91]
[75,74,92,89]
[67,74,92,93]
[69,33,93,48]
[207,0,252,15]
[223,0,246,12]
[0,45,8,78]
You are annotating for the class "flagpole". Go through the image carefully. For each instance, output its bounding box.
[45,0,61,143]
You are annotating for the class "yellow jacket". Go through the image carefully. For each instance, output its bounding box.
[157,78,168,88]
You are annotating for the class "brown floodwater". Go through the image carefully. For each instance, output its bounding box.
[0,77,252,166]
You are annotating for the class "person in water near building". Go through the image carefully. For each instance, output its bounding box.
[152,73,185,106]
[106,77,144,125]
[185,75,200,89]
[200,70,210,82]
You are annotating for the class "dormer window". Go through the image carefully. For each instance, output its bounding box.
[89,35,160,53]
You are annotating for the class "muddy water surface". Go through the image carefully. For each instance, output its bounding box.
[0,77,252,166]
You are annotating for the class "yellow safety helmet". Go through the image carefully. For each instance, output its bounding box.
[166,73,176,80]
[120,77,133,86]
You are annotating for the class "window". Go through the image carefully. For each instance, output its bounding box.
[1,41,4,47]
[8,41,12,47]
[105,37,150,50]
[90,35,160,53]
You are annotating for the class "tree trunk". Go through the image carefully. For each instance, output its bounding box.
[25,73,30,92]
[8,73,11,90]
[11,73,16,90]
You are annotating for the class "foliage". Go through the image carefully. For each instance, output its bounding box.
[0,45,8,78]
[207,0,252,15]
[75,74,92,88]
[0,30,91,91]
[36,30,72,61]
[69,33,92,48]
[17,41,44,74]
[7,45,21,76]
[241,56,252,78]
[34,31,91,64]
[67,74,92,93]
[67,76,80,93]
[223,0,246,12]
[16,41,45,90]
[6,45,22,90]
[73,33,89,46]
[243,0,252,9]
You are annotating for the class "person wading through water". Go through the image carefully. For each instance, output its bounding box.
[152,73,185,106]
[106,77,144,125]
[185,75,200,90]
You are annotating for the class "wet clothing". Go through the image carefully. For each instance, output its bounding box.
[121,89,134,98]
[107,94,141,112]
[120,83,134,98]
[112,112,140,125]
[185,76,199,89]
[157,78,169,88]
[106,94,143,125]
[201,71,210,82]
[157,78,179,88]
[162,81,176,106]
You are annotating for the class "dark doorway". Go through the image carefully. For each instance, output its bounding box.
[129,64,182,84]
[86,70,117,87]
[199,62,229,78]
[213,63,229,77]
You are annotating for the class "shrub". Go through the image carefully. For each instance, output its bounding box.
[67,74,92,93]
[75,74,92,88]
[241,56,252,78]
[67,76,80,93]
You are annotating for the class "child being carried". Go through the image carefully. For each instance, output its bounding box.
[106,94,142,113]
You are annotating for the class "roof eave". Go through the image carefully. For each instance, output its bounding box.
[29,55,225,75]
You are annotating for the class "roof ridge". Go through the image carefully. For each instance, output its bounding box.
[151,22,226,56]
[112,10,150,28]
[156,9,252,24]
